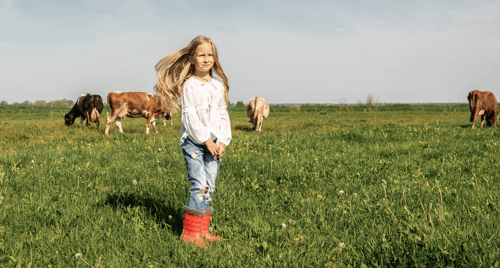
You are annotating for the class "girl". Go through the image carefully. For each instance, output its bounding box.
[155,36,231,247]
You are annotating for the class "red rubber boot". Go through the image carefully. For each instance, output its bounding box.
[201,213,222,241]
[181,213,206,247]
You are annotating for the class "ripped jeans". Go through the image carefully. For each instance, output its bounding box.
[181,138,221,214]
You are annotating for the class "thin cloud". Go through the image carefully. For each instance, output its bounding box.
[1,1,500,104]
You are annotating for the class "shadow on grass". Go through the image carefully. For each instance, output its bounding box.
[459,124,497,129]
[234,124,253,132]
[458,124,472,129]
[102,191,184,236]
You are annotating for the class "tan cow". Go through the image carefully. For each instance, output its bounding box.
[467,90,498,129]
[105,91,164,135]
[247,96,270,132]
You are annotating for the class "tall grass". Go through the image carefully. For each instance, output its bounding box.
[0,105,498,267]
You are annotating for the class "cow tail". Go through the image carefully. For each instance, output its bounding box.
[253,98,259,119]
[106,95,110,120]
[472,92,475,107]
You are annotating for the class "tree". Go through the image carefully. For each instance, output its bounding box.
[21,100,33,107]
[34,100,47,107]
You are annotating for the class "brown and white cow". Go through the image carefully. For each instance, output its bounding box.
[467,89,498,129]
[247,96,270,132]
[105,91,164,135]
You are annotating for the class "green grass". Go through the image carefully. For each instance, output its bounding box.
[0,105,498,267]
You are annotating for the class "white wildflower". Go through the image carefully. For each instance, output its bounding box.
[339,242,345,249]
[132,180,137,185]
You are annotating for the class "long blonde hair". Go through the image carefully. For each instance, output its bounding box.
[154,36,229,111]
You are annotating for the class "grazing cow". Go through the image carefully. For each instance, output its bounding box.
[63,93,103,129]
[467,89,498,129]
[105,91,164,135]
[247,96,270,132]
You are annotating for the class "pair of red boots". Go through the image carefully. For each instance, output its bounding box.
[181,212,221,247]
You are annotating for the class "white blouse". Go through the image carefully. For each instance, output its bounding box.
[180,77,232,146]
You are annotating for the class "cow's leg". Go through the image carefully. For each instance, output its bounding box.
[105,113,118,135]
[85,112,89,127]
[146,116,158,134]
[163,117,167,126]
[153,119,159,134]
[250,117,256,130]
[257,115,263,132]
[80,116,84,127]
[477,109,485,129]
[471,113,478,129]
[104,120,112,135]
[87,115,93,128]
[115,118,124,133]
[151,115,159,134]
[480,115,486,129]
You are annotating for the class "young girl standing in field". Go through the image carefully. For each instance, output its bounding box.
[155,36,231,247]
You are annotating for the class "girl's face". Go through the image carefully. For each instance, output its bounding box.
[191,42,214,76]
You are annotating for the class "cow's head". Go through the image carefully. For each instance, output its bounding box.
[63,113,75,126]
[467,90,476,122]
[163,111,172,121]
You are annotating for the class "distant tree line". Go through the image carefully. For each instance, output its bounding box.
[0,99,75,108]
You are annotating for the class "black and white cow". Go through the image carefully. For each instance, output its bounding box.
[63,93,104,129]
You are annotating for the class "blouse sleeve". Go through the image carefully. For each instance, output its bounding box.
[218,87,232,146]
[181,83,211,144]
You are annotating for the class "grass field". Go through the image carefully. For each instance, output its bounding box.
[0,104,499,267]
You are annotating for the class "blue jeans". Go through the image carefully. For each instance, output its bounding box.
[181,138,221,214]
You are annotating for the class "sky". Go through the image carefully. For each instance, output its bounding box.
[1,0,500,104]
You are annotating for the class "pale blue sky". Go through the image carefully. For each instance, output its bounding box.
[1,0,500,104]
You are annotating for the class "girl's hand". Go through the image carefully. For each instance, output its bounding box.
[204,139,220,158]
[218,143,226,158]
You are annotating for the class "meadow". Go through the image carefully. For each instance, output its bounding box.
[0,103,499,267]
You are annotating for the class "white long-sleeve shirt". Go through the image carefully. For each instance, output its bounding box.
[180,77,232,146]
